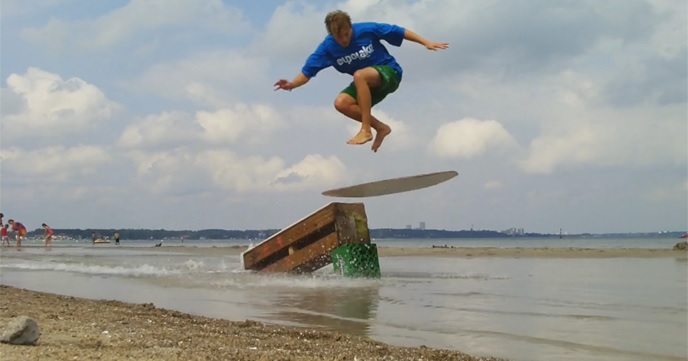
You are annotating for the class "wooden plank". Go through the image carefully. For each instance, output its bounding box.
[335,203,369,244]
[242,202,371,273]
[260,233,341,273]
[242,203,337,269]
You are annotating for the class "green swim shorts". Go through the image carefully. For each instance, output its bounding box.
[341,65,401,107]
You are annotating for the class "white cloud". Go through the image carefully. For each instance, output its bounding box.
[0,67,119,142]
[200,151,285,193]
[254,2,324,61]
[0,145,112,182]
[128,148,346,195]
[519,105,687,174]
[646,0,687,58]
[198,105,285,145]
[484,180,503,190]
[0,0,67,17]
[437,65,685,175]
[117,104,339,195]
[131,50,270,106]
[20,0,249,51]
[117,112,202,151]
[284,105,345,129]
[117,105,286,151]
[428,118,519,159]
[272,154,347,190]
[518,125,602,174]
[511,68,686,174]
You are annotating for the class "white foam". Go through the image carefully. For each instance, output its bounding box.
[212,272,380,289]
[383,271,509,280]
[1,261,180,277]
[182,259,205,271]
[432,272,510,280]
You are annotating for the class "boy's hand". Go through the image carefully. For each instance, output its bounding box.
[425,41,449,51]
[274,79,294,91]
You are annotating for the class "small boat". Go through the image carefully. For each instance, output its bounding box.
[680,234,688,239]
[93,239,110,244]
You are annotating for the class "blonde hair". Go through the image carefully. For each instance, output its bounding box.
[325,10,352,35]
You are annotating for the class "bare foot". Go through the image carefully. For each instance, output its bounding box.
[371,125,392,152]
[347,129,373,145]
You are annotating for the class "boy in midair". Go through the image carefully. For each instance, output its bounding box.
[274,10,448,152]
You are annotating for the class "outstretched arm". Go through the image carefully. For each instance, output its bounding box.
[274,72,310,91]
[404,29,449,50]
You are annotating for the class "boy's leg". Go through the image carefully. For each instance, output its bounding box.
[335,65,399,152]
[335,93,392,152]
[347,67,383,145]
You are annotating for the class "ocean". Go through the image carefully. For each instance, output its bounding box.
[1,237,686,361]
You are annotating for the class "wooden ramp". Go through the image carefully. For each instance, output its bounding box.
[241,202,370,274]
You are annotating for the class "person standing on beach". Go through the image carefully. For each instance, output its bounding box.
[274,10,448,152]
[8,219,27,247]
[42,223,54,247]
[113,231,120,245]
[1,224,9,247]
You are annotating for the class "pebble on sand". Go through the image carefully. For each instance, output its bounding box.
[1,315,40,345]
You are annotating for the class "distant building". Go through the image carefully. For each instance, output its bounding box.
[419,221,426,230]
[405,225,412,229]
[503,227,525,236]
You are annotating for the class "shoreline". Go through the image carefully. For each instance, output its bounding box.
[377,246,687,258]
[0,285,507,361]
[12,244,682,259]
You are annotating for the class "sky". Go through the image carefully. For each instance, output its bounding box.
[0,0,686,234]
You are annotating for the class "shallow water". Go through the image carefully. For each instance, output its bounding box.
[1,238,686,361]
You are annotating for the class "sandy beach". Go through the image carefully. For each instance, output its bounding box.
[0,286,507,361]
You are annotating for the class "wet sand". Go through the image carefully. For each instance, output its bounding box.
[0,286,506,361]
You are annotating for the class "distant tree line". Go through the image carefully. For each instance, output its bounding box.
[25,227,544,240]
[26,228,280,240]
[23,227,684,240]
[369,228,548,238]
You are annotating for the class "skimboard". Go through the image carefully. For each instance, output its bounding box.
[322,170,458,198]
